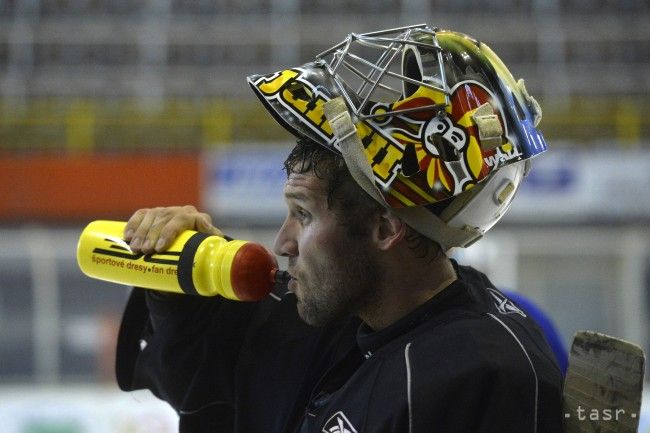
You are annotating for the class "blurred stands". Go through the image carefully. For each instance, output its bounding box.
[0,0,648,151]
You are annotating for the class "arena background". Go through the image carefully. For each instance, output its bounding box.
[0,1,649,431]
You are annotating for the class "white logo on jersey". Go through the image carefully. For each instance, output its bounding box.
[322,411,358,433]
[488,288,526,317]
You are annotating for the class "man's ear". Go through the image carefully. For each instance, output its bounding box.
[373,210,407,251]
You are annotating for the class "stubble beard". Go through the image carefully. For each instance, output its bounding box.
[296,244,381,327]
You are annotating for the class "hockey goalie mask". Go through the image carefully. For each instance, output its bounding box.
[248,24,547,249]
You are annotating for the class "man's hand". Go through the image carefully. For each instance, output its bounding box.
[124,205,223,254]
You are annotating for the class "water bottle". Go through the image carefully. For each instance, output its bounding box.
[77,220,289,301]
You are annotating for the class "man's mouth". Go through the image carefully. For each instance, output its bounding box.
[286,271,298,292]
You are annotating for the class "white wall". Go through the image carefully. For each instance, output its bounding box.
[0,386,178,433]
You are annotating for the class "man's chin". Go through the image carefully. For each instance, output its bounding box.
[296,302,321,327]
[298,298,329,328]
[296,300,343,328]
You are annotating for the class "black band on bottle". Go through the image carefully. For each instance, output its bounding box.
[177,232,210,295]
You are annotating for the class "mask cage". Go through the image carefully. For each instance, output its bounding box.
[315,24,451,121]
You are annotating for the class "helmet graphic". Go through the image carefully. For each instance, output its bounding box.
[248,24,546,249]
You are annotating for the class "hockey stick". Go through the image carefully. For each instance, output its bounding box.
[563,331,645,433]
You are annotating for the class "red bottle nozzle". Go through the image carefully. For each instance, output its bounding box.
[272,269,291,291]
[230,242,281,301]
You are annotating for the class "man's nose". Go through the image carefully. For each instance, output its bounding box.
[273,218,298,257]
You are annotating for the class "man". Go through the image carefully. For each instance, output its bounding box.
[116,25,563,432]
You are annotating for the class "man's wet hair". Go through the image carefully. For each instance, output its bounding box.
[283,138,443,259]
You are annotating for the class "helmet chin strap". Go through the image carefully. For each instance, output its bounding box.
[323,97,483,251]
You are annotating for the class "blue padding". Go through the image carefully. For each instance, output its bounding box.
[502,290,568,376]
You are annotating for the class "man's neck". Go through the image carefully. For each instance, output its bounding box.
[359,257,457,331]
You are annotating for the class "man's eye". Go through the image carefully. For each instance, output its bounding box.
[294,208,310,221]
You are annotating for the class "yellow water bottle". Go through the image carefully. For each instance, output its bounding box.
[77,220,287,301]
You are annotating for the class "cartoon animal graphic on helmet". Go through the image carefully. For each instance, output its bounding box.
[248,24,546,250]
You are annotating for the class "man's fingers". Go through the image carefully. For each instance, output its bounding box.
[197,214,223,237]
[154,212,194,253]
[143,211,176,254]
[124,208,148,242]
[153,211,221,253]
[125,206,222,254]
[129,209,158,252]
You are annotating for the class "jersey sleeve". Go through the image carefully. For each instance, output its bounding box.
[115,288,258,431]
[114,288,348,433]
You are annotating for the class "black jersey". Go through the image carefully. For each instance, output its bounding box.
[116,262,563,433]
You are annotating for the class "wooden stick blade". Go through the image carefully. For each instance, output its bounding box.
[563,331,645,433]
